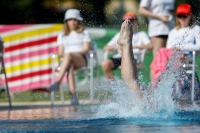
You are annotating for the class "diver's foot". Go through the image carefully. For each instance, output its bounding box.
[117,20,133,46]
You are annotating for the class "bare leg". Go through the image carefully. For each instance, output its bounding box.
[101,59,115,80]
[67,64,79,105]
[117,20,141,97]
[48,53,86,92]
[56,53,86,85]
[68,64,76,95]
[150,37,167,82]
[151,37,167,57]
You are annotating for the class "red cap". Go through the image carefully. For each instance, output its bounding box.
[122,12,137,21]
[176,4,192,15]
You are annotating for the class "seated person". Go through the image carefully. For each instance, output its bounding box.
[47,9,91,105]
[165,4,200,100]
[102,12,152,80]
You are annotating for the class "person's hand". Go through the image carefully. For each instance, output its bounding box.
[103,47,107,51]
[157,16,170,23]
[173,47,181,51]
[133,46,142,50]
[117,46,123,51]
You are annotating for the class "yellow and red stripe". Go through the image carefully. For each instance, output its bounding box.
[0,24,62,92]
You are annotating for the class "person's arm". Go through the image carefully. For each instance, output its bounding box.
[183,26,200,51]
[139,7,170,22]
[58,44,64,57]
[75,42,90,55]
[181,45,200,51]
[133,43,152,50]
[103,32,121,51]
[103,45,122,51]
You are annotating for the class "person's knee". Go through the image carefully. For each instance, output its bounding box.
[69,64,74,71]
[64,53,73,60]
[102,60,113,71]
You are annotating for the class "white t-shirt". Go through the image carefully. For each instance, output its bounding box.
[57,30,91,54]
[166,25,200,53]
[107,31,151,63]
[139,0,175,37]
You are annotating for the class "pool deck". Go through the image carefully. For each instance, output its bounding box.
[0,99,101,111]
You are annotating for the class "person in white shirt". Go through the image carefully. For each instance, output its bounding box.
[166,4,200,53]
[139,0,175,82]
[102,12,152,80]
[165,4,200,99]
[47,9,91,105]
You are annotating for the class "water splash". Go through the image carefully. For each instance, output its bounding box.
[95,51,185,119]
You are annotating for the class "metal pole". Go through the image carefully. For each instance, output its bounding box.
[89,52,94,104]
[191,51,195,102]
[51,54,56,105]
[2,59,12,108]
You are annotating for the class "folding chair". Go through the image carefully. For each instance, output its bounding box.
[0,40,12,108]
[182,51,199,102]
[51,41,99,105]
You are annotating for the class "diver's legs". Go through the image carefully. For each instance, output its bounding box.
[117,20,142,98]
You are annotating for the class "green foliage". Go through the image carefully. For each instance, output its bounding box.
[0,89,112,102]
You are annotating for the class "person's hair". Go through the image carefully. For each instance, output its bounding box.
[175,14,196,30]
[63,21,84,35]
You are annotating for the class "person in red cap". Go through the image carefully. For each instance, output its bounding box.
[166,4,200,52]
[101,12,152,81]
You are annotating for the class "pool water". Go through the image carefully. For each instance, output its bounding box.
[0,104,200,133]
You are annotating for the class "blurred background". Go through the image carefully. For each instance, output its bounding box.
[0,0,199,83]
[0,0,198,27]
[0,0,200,104]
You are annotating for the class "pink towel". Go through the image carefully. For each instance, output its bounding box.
[150,48,174,84]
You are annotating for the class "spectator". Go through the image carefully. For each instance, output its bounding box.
[102,12,152,80]
[139,0,175,82]
[47,9,91,105]
[166,4,200,54]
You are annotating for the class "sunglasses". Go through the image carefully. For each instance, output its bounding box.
[177,14,188,19]
[122,18,137,22]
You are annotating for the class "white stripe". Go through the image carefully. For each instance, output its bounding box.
[4,41,57,58]
[1,24,57,37]
[8,74,52,87]
[3,31,61,47]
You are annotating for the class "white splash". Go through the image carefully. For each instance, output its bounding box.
[95,51,184,119]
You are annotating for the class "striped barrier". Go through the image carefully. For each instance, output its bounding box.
[0,24,117,92]
[0,24,62,92]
